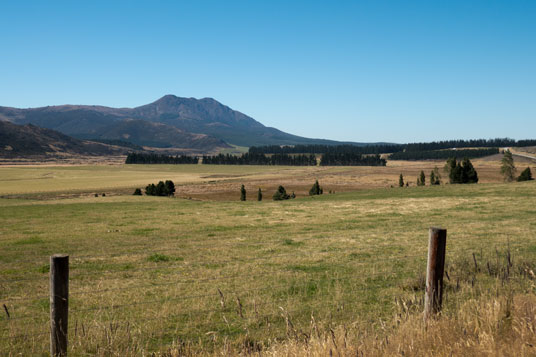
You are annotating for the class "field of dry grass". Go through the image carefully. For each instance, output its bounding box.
[0,160,535,355]
[1,156,532,201]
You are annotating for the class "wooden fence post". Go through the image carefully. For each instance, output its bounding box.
[424,228,447,320]
[50,254,69,356]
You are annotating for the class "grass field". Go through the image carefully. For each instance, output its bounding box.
[1,162,536,355]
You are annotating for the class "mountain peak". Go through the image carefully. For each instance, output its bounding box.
[154,94,180,103]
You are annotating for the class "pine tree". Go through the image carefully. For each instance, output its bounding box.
[445,157,456,176]
[399,174,404,187]
[417,170,426,186]
[517,167,533,182]
[462,158,479,183]
[431,167,441,185]
[165,180,175,196]
[309,180,323,195]
[145,183,156,195]
[448,158,462,183]
[240,184,246,201]
[257,188,262,201]
[500,150,516,182]
[291,191,296,199]
[155,181,168,196]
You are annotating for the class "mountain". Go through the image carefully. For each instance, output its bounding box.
[79,119,230,150]
[0,121,127,158]
[0,95,363,148]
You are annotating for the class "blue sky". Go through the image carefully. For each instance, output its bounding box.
[1,1,535,143]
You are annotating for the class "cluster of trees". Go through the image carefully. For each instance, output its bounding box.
[389,148,499,161]
[273,185,295,200]
[319,153,386,166]
[399,159,478,187]
[500,150,534,182]
[399,168,441,187]
[143,180,176,196]
[202,153,317,166]
[446,158,479,184]
[126,153,198,164]
[249,144,403,155]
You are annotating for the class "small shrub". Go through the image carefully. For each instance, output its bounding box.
[133,188,142,195]
[273,185,290,200]
[147,253,171,262]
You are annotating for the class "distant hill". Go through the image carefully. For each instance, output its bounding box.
[0,121,128,158]
[0,95,367,148]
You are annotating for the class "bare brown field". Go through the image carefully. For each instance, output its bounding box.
[173,158,525,201]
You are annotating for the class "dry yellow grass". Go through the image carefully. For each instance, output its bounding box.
[253,293,536,357]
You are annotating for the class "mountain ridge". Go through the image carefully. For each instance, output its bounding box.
[0,95,368,149]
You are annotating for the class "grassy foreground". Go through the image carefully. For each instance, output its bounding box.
[0,166,535,355]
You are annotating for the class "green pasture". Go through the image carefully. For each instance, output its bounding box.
[0,168,535,354]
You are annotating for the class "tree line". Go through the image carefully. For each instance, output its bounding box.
[319,153,386,166]
[249,138,536,155]
[249,144,403,155]
[404,139,536,151]
[201,153,317,165]
[389,148,499,161]
[126,152,198,164]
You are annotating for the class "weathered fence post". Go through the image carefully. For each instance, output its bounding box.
[50,254,69,356]
[424,228,447,321]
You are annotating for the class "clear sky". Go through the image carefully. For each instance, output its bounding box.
[1,0,535,143]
